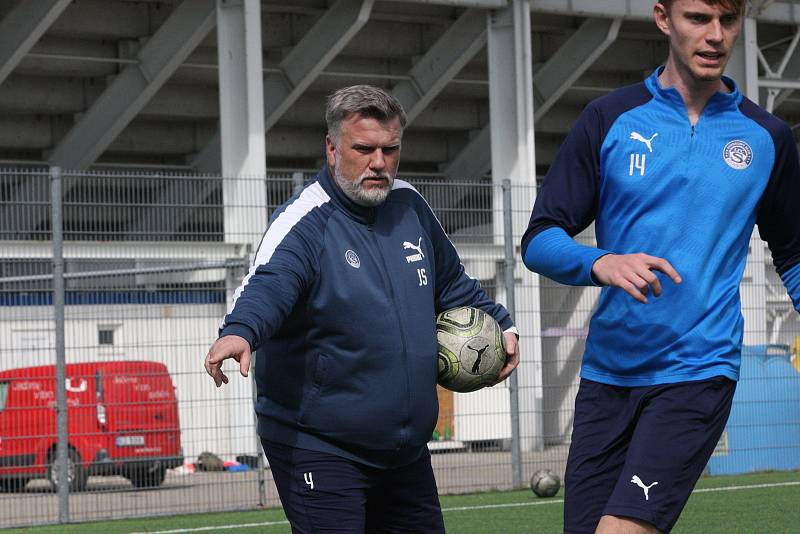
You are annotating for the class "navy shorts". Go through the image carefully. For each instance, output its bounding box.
[564,376,736,533]
[261,439,445,534]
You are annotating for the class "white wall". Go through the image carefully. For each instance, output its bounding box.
[0,303,257,464]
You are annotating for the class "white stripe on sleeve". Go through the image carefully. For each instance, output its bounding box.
[223,182,330,322]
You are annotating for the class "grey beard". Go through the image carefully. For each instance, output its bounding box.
[333,160,394,207]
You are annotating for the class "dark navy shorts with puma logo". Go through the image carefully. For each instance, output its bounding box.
[261,439,445,534]
[564,376,736,533]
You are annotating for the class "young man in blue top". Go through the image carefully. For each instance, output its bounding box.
[204,85,520,533]
[522,1,800,532]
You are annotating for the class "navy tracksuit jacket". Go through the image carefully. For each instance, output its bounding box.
[220,166,513,467]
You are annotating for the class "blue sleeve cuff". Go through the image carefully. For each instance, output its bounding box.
[219,323,257,351]
[780,262,800,312]
[522,226,610,287]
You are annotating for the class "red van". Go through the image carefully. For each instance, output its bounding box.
[0,360,182,492]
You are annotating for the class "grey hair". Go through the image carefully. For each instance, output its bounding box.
[325,85,407,142]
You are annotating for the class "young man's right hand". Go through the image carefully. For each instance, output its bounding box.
[592,253,682,304]
[204,335,252,387]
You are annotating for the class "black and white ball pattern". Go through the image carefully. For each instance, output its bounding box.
[530,469,561,498]
[436,306,506,393]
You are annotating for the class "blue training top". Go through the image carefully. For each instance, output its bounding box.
[521,67,800,387]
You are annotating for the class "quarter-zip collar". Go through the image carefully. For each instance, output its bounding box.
[645,65,743,118]
[317,166,378,225]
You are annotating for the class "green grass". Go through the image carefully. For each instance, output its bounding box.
[6,471,800,533]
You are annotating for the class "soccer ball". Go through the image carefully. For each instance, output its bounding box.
[530,469,561,498]
[436,306,506,393]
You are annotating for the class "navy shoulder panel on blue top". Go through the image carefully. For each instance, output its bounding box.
[739,97,800,274]
[520,82,653,254]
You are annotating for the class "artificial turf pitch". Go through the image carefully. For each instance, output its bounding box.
[7,470,800,533]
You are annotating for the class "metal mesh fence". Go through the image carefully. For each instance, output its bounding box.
[0,168,798,527]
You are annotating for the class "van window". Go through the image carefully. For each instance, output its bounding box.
[99,328,114,345]
[0,382,8,411]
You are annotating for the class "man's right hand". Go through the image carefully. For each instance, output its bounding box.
[204,335,252,387]
[591,253,682,304]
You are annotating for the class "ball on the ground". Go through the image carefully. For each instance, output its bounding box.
[436,306,506,393]
[530,469,561,498]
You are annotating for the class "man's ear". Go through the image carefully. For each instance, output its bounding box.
[325,134,336,168]
[653,2,671,36]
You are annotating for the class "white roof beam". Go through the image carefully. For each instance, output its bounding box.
[529,0,800,24]
[193,0,374,172]
[763,28,800,112]
[389,0,506,7]
[533,17,621,119]
[0,0,71,86]
[445,15,620,180]
[753,1,800,25]
[392,8,487,124]
[269,0,374,130]
[442,126,490,180]
[48,0,216,170]
[530,0,651,20]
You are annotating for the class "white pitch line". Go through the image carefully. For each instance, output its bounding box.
[692,480,800,493]
[129,520,289,533]
[442,499,563,512]
[130,480,800,534]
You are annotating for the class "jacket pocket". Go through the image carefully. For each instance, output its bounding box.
[297,353,328,426]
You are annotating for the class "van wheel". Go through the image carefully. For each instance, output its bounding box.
[47,448,88,493]
[126,462,166,488]
[0,478,27,492]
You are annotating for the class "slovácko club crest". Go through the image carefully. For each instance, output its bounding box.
[345,249,360,269]
[723,140,752,170]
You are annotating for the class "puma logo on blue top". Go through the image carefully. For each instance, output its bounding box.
[630,131,658,152]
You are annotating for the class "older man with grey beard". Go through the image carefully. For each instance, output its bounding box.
[204,85,520,533]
